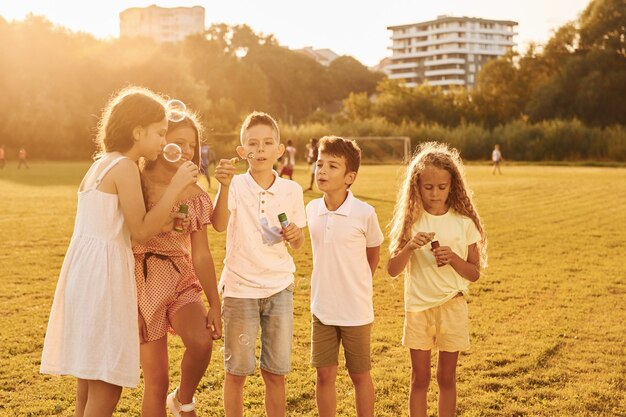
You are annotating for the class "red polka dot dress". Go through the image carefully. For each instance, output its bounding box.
[133,192,213,342]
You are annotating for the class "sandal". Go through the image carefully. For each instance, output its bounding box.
[166,387,195,417]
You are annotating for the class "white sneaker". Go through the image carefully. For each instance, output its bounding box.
[166,387,195,417]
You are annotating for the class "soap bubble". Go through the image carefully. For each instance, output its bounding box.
[238,334,250,346]
[166,99,187,122]
[163,143,182,163]
[219,346,232,361]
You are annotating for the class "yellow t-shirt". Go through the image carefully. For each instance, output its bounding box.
[404,209,481,312]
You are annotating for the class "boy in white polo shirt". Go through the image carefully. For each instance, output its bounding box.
[212,111,306,417]
[306,136,384,417]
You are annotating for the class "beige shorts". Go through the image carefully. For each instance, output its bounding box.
[311,315,372,373]
[403,294,470,352]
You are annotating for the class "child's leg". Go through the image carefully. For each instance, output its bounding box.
[170,302,214,410]
[259,286,293,417]
[222,296,260,417]
[342,323,374,417]
[436,351,459,417]
[224,373,247,417]
[316,365,338,417]
[75,378,88,417]
[347,371,374,417]
[261,369,286,417]
[140,336,169,417]
[82,379,122,417]
[409,349,431,417]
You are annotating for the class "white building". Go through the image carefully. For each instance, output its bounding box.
[387,16,517,88]
[120,5,205,43]
[295,47,340,66]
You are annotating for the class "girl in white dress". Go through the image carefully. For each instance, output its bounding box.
[41,86,199,417]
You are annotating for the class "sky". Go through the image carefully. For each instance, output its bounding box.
[0,0,592,66]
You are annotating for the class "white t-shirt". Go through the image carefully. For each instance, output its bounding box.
[306,191,384,326]
[405,209,481,312]
[285,145,296,166]
[219,171,307,298]
[492,149,502,162]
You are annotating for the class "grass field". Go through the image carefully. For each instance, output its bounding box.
[1,162,625,417]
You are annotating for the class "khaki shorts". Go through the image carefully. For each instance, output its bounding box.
[310,315,372,373]
[403,294,470,352]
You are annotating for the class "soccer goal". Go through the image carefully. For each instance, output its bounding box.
[346,136,411,164]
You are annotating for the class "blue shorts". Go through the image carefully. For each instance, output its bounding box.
[222,284,294,376]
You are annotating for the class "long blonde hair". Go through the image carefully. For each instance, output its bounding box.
[388,141,488,268]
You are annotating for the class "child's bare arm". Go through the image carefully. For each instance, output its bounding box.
[114,159,197,242]
[281,224,305,250]
[433,243,480,282]
[366,246,381,277]
[191,227,222,339]
[211,159,236,232]
[387,232,434,277]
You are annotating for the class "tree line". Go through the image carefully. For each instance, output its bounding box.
[0,0,623,161]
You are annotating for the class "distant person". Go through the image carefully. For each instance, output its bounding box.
[200,143,217,188]
[491,144,503,175]
[135,112,221,417]
[0,145,5,169]
[17,146,29,169]
[279,139,296,180]
[387,142,487,417]
[307,136,384,417]
[40,86,198,417]
[305,138,318,191]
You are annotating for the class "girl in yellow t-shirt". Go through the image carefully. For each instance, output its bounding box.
[387,141,487,417]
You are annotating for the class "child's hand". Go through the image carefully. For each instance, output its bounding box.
[215,159,237,187]
[432,245,456,266]
[206,307,222,340]
[281,222,302,245]
[406,232,435,251]
[160,212,190,233]
[138,314,148,344]
[171,161,199,191]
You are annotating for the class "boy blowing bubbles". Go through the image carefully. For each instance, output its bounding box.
[212,112,306,417]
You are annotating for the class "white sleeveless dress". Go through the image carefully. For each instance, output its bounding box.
[40,155,140,387]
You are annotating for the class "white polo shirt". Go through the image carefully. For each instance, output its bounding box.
[219,170,307,299]
[306,191,384,326]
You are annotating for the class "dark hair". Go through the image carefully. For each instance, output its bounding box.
[95,86,166,158]
[167,113,203,167]
[240,111,280,144]
[317,136,361,173]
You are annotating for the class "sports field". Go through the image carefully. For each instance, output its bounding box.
[1,163,624,416]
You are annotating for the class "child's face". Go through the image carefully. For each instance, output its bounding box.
[163,126,197,166]
[418,165,451,215]
[315,152,355,193]
[238,124,284,171]
[136,117,168,161]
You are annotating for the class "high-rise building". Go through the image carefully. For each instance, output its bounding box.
[120,5,205,43]
[387,16,517,88]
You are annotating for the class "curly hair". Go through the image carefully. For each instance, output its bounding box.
[388,141,488,268]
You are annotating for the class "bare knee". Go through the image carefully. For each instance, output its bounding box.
[143,369,169,399]
[436,368,456,390]
[348,370,372,387]
[185,333,213,359]
[261,369,285,388]
[316,367,337,386]
[225,373,247,389]
[411,368,431,391]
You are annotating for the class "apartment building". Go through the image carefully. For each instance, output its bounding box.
[387,16,517,88]
[120,5,205,43]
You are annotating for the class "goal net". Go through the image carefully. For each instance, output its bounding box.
[346,136,411,164]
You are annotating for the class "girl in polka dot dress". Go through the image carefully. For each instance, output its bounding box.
[134,113,221,417]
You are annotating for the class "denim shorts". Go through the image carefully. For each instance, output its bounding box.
[222,284,294,376]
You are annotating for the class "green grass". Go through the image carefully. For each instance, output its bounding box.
[1,162,625,416]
